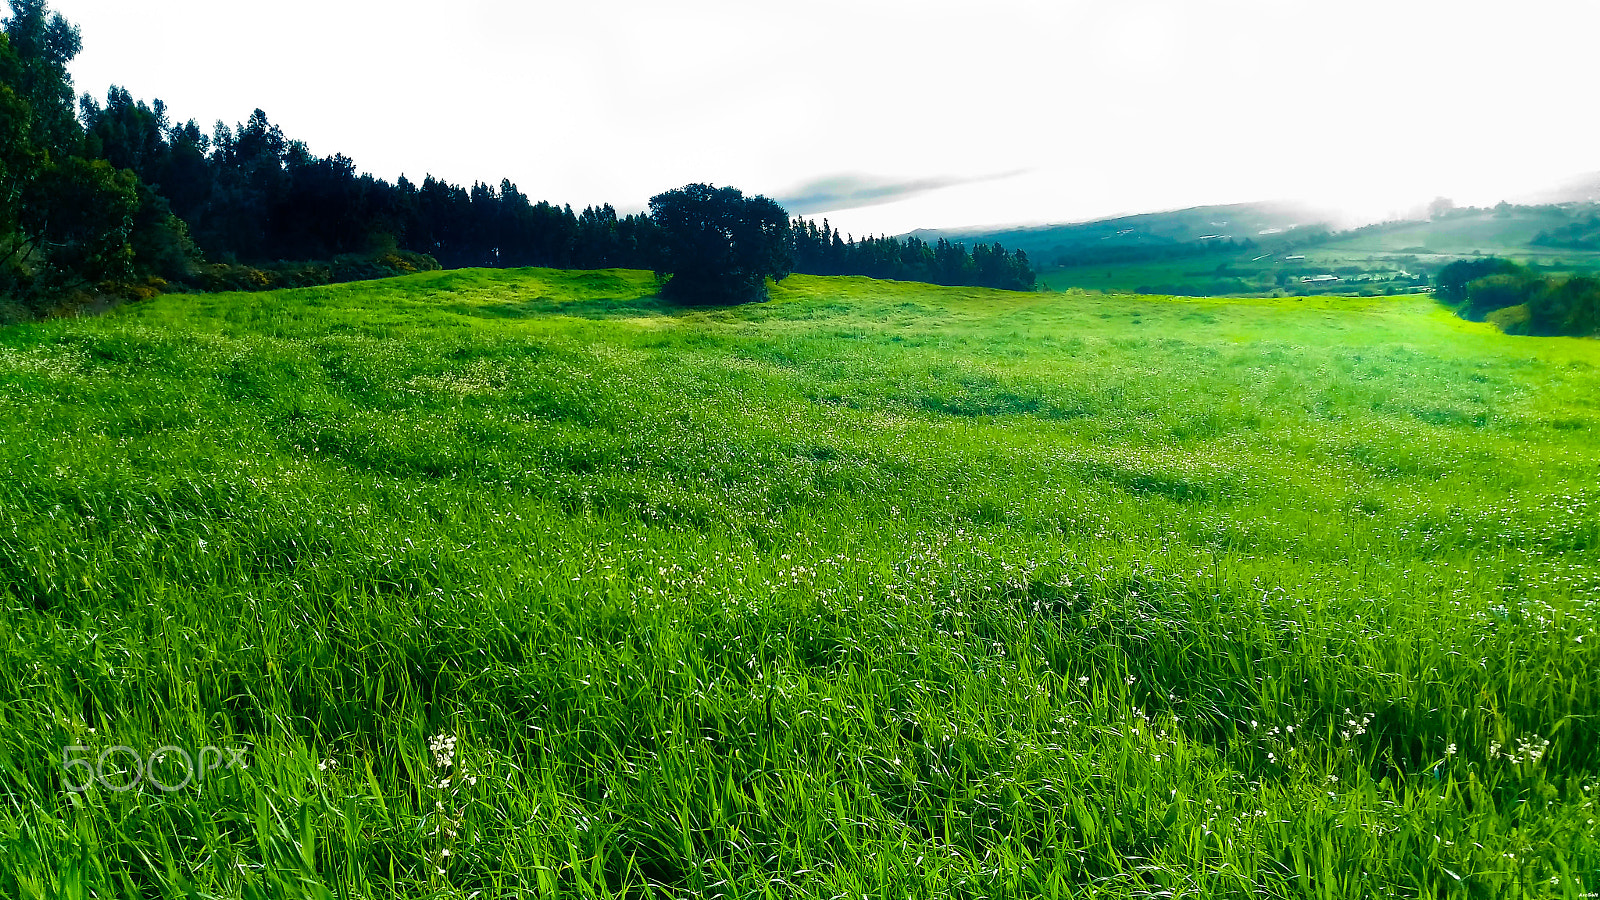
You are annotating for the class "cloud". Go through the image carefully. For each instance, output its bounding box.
[776,171,1026,216]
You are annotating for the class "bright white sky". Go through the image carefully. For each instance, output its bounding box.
[49,0,1600,235]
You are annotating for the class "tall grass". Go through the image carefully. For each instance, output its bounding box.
[0,268,1595,897]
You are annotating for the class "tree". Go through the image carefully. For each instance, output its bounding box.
[1,6,145,308]
[19,156,139,293]
[1528,275,1600,336]
[1,0,80,157]
[0,33,42,260]
[648,184,792,304]
[1435,256,1521,306]
[1462,272,1536,320]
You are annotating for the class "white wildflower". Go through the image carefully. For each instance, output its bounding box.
[429,733,458,770]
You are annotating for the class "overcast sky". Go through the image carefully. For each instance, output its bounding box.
[51,0,1600,235]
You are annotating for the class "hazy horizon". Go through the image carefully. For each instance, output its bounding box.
[49,0,1600,236]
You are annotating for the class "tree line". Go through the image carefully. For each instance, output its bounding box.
[1436,257,1600,337]
[792,219,1035,291]
[1,0,1033,318]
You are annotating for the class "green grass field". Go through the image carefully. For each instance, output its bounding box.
[0,269,1596,898]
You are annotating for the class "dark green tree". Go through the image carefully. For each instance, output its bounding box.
[19,155,139,292]
[1528,275,1600,336]
[1435,257,1521,307]
[1,0,80,157]
[76,88,198,281]
[201,109,288,260]
[118,178,196,283]
[1462,273,1537,320]
[0,33,42,264]
[131,118,212,230]
[648,184,792,304]
[2,4,148,308]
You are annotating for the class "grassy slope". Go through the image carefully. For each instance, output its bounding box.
[0,269,1596,898]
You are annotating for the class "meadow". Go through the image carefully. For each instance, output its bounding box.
[0,269,1596,898]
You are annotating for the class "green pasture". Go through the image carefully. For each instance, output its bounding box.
[0,269,1595,897]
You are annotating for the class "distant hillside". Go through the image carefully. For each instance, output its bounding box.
[1021,203,1600,298]
[903,201,1339,263]
[901,181,1600,300]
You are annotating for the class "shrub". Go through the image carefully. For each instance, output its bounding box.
[1485,303,1531,334]
[1527,275,1600,336]
[1462,273,1539,320]
[189,251,440,294]
[1435,257,1522,306]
